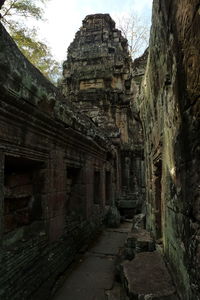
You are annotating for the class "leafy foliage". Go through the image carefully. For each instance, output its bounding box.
[0,0,61,83]
[1,0,44,19]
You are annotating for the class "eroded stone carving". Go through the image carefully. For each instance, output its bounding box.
[62,14,145,215]
[138,0,200,298]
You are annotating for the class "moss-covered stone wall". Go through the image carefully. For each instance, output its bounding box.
[139,1,200,298]
[0,22,115,300]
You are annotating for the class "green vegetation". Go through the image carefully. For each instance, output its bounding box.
[0,0,61,83]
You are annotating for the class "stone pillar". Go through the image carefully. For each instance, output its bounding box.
[115,150,121,197]
[105,170,112,206]
[100,167,106,208]
[125,156,130,191]
[0,151,4,241]
[110,169,115,206]
[48,149,67,241]
[84,159,94,218]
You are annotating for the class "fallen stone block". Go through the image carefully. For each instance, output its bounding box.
[121,251,178,299]
[124,229,155,261]
[128,229,155,253]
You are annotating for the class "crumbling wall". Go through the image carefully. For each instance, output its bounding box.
[0,22,116,300]
[62,14,145,216]
[139,0,200,298]
[62,14,133,143]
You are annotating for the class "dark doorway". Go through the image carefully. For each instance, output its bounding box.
[4,155,44,234]
[154,159,162,239]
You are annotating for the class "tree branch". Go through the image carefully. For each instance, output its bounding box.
[1,0,18,19]
[0,0,6,9]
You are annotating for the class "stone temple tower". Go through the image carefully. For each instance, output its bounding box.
[62,14,145,216]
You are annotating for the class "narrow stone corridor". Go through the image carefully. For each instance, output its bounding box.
[52,222,131,300]
[52,221,179,300]
[0,0,199,298]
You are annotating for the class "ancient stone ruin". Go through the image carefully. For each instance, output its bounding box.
[0,0,199,299]
[61,13,145,217]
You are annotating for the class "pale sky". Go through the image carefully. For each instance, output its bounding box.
[36,0,153,63]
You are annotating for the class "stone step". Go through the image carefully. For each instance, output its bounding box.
[120,251,179,299]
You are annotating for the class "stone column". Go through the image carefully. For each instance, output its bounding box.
[110,169,115,206]
[48,149,66,241]
[100,167,106,208]
[125,156,130,191]
[0,151,4,241]
[84,159,94,218]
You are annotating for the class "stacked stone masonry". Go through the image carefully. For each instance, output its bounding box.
[0,0,200,299]
[0,13,144,299]
[62,14,145,216]
[138,0,200,299]
[0,22,115,300]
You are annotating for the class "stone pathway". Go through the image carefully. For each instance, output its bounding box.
[52,221,179,300]
[52,222,131,300]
